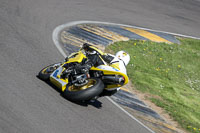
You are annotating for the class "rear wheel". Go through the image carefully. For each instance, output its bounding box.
[63,78,104,102]
[38,63,61,81]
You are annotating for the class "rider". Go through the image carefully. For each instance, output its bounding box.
[80,43,114,68]
[77,43,130,96]
[78,43,130,73]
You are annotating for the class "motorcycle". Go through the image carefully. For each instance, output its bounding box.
[38,47,130,102]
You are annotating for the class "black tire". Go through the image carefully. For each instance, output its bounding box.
[63,78,104,102]
[38,63,61,81]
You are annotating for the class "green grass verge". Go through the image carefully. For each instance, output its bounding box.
[106,38,200,133]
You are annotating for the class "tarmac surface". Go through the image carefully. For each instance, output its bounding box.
[0,0,200,133]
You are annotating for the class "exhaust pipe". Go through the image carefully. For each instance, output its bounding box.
[102,75,124,84]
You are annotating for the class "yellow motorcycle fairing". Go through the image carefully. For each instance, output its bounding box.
[50,51,88,92]
[50,50,128,92]
[49,66,69,92]
[65,51,87,64]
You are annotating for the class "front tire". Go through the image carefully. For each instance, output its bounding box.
[63,78,104,102]
[38,63,61,81]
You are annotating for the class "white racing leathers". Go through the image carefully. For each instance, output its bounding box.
[97,54,128,91]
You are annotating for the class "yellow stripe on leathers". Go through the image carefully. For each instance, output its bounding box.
[110,62,120,70]
[123,27,172,44]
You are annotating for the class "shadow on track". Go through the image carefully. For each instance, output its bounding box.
[36,75,102,109]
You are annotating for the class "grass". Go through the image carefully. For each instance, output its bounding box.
[106,38,200,133]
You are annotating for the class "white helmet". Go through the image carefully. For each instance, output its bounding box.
[115,51,130,66]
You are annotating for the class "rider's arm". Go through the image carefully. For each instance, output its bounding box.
[102,54,115,64]
[82,43,105,66]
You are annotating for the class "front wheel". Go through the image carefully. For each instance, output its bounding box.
[63,78,104,102]
[38,63,61,81]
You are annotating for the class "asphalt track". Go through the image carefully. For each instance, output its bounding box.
[0,0,200,133]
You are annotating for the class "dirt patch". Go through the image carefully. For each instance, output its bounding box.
[123,82,187,133]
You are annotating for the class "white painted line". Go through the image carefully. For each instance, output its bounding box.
[52,21,157,133]
[107,97,155,133]
[52,25,68,57]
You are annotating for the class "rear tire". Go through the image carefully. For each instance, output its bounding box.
[63,78,104,102]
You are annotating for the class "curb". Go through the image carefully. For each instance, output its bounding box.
[52,21,191,133]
